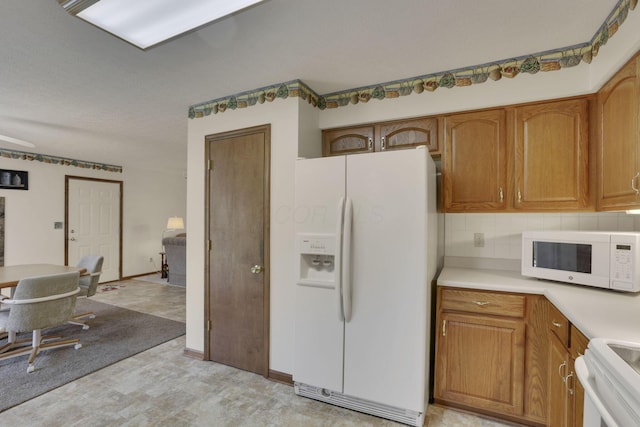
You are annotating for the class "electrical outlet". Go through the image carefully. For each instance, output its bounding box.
[474,232,485,248]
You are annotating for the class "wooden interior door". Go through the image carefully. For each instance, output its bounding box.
[205,125,270,376]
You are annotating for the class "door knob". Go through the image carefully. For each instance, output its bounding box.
[250,265,264,274]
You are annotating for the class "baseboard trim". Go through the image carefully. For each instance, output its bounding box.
[121,271,160,281]
[183,347,205,360]
[268,369,293,386]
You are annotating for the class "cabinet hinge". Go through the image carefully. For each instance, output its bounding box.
[207,240,212,251]
[207,320,212,331]
[208,159,213,170]
[442,319,447,337]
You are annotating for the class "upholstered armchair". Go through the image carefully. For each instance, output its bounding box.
[162,234,186,286]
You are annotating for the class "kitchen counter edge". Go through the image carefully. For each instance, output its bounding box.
[437,267,640,343]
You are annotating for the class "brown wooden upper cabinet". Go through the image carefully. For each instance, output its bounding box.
[443,98,590,212]
[443,109,508,211]
[597,53,640,210]
[514,98,590,210]
[322,116,438,156]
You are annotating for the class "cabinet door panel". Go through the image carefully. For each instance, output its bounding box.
[548,334,570,427]
[524,295,549,424]
[443,109,507,211]
[435,312,525,415]
[323,126,374,156]
[514,99,589,210]
[379,117,438,152]
[598,57,640,210]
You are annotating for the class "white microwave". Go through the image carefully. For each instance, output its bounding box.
[521,231,640,292]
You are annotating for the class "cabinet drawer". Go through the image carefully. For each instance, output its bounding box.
[548,302,569,347]
[570,326,589,359]
[440,288,525,318]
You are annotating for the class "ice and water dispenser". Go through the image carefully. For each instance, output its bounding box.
[296,234,336,288]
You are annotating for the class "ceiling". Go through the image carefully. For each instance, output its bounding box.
[0,0,619,172]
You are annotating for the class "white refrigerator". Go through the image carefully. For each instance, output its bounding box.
[293,148,437,426]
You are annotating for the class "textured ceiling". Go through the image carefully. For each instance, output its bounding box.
[0,0,619,171]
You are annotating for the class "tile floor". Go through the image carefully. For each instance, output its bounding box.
[1,275,514,426]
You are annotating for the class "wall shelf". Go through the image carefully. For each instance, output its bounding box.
[0,169,29,190]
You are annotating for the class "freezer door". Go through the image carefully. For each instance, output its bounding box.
[293,156,346,392]
[343,150,431,412]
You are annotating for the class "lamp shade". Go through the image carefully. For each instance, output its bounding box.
[166,216,184,230]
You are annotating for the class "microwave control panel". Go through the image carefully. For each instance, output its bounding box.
[610,234,640,292]
[612,244,633,281]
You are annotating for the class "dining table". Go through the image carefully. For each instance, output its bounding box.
[0,264,87,289]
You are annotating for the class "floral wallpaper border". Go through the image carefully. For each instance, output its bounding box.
[189,80,320,119]
[0,148,122,173]
[189,0,636,117]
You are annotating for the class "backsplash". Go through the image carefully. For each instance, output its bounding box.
[445,212,640,260]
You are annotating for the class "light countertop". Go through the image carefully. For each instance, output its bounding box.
[437,267,640,343]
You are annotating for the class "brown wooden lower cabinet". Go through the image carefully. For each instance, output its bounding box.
[547,302,588,427]
[434,287,548,426]
[435,287,590,427]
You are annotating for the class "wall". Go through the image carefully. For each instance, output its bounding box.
[186,97,319,373]
[445,212,640,262]
[0,156,186,277]
[318,2,640,131]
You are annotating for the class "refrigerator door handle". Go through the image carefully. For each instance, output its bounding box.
[342,197,353,322]
[335,196,346,321]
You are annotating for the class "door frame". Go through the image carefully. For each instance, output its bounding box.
[64,175,123,280]
[204,124,271,377]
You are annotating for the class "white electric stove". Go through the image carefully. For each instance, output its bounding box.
[575,338,640,427]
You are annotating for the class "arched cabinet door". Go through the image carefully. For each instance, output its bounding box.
[597,54,640,211]
[323,125,374,156]
[513,98,589,210]
[379,117,438,153]
[443,109,507,212]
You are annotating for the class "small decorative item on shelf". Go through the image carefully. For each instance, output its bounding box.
[0,169,28,190]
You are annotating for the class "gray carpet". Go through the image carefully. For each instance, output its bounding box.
[0,299,185,412]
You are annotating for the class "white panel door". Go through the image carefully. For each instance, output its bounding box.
[293,156,346,392]
[343,150,429,411]
[68,179,120,282]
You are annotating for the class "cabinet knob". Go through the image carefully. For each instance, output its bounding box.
[381,136,387,150]
[368,138,373,151]
[632,172,640,195]
[551,320,562,328]
[499,187,504,202]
